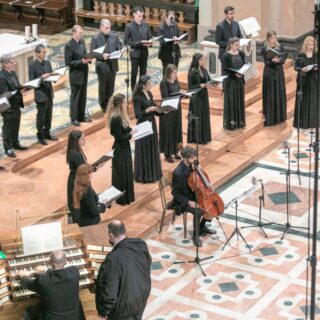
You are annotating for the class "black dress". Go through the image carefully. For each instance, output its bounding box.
[187,68,212,144]
[110,116,135,205]
[261,44,287,126]
[222,51,246,130]
[159,79,183,157]
[67,150,86,223]
[293,53,318,129]
[79,186,105,227]
[134,91,162,183]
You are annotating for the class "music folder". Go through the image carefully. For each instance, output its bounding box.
[132,121,153,140]
[225,63,252,76]
[44,66,68,82]
[265,48,288,61]
[140,35,163,44]
[0,96,10,113]
[92,150,114,168]
[305,64,318,71]
[164,33,188,43]
[22,78,41,89]
[108,48,127,60]
[98,186,125,206]
[170,88,201,98]
[160,96,181,112]
[207,75,228,85]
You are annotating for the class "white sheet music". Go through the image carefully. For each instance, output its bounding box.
[98,186,122,203]
[164,33,188,43]
[0,97,9,106]
[305,64,318,71]
[21,222,63,255]
[132,121,153,140]
[93,45,105,54]
[44,75,60,82]
[109,48,127,60]
[141,35,163,44]
[105,149,114,158]
[240,38,251,46]
[23,78,41,88]
[160,96,180,111]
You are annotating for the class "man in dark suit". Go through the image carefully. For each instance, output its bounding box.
[65,25,92,127]
[29,44,58,145]
[18,250,85,320]
[96,220,151,320]
[172,146,216,247]
[0,54,28,158]
[91,19,120,112]
[124,6,152,91]
[215,6,242,62]
[158,12,182,72]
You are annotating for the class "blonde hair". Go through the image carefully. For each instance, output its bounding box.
[73,164,93,209]
[300,36,317,54]
[106,93,129,129]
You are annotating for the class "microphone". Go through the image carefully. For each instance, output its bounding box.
[119,37,125,49]
[283,140,290,150]
[252,176,257,185]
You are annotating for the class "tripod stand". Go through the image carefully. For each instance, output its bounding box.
[273,142,308,240]
[242,180,273,238]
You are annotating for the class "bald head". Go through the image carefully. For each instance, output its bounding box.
[50,250,67,269]
[108,220,126,246]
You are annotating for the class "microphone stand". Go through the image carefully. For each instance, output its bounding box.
[171,18,177,66]
[241,180,273,238]
[173,113,214,277]
[273,143,308,240]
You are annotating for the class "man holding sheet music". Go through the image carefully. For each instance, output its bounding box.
[0,54,28,158]
[124,6,152,91]
[29,44,58,145]
[91,19,121,113]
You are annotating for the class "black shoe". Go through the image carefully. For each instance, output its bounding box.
[199,226,217,235]
[175,153,182,160]
[79,117,92,123]
[38,139,48,145]
[165,156,174,163]
[71,120,81,127]
[12,144,28,150]
[5,149,16,158]
[192,236,202,247]
[44,134,58,141]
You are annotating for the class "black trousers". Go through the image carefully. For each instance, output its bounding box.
[130,57,148,91]
[70,82,87,121]
[97,71,116,111]
[2,108,21,150]
[36,99,53,139]
[184,205,210,236]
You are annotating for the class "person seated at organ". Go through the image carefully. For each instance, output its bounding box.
[17,250,85,320]
[172,146,216,247]
[73,163,106,227]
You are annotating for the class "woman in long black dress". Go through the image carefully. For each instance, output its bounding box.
[187,52,212,144]
[293,36,318,129]
[160,64,182,163]
[133,75,163,183]
[106,93,135,205]
[73,164,106,227]
[222,37,246,130]
[261,30,287,126]
[66,130,87,223]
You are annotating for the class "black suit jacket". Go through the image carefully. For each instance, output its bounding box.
[90,32,120,74]
[0,69,24,113]
[124,21,152,59]
[172,161,195,215]
[28,59,54,103]
[215,19,242,60]
[64,38,89,85]
[20,266,85,320]
[158,21,181,60]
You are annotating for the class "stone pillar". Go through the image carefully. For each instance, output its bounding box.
[198,0,314,42]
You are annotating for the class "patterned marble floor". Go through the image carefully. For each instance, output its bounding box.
[0,27,198,155]
[144,130,320,320]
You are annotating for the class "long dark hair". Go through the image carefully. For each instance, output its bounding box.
[189,52,204,72]
[133,74,151,97]
[66,130,86,163]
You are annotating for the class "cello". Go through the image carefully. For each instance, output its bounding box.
[187,163,224,220]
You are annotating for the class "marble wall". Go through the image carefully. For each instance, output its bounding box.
[198,0,315,42]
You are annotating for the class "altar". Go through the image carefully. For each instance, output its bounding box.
[0,33,47,83]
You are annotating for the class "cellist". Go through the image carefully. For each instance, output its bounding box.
[171,146,216,247]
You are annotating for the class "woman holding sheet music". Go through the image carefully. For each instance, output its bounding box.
[73,164,106,227]
[106,93,135,205]
[222,37,246,130]
[261,30,287,126]
[133,75,163,183]
[160,64,182,163]
[293,36,318,129]
[187,52,212,144]
[66,130,87,224]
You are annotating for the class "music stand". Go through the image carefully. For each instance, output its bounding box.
[221,185,257,251]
